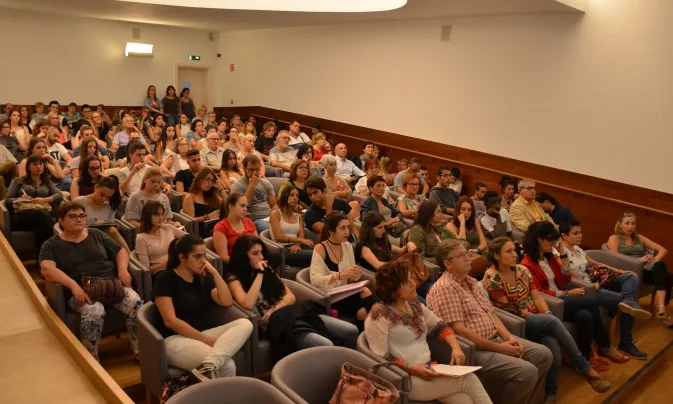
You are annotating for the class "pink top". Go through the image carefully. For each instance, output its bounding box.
[213,217,256,255]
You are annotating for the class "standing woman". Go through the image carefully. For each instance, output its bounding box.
[484,237,610,398]
[161,137,191,180]
[219,149,243,192]
[183,169,224,238]
[321,154,353,201]
[144,85,163,117]
[70,156,103,200]
[408,201,457,261]
[8,109,30,151]
[396,172,425,219]
[75,176,129,251]
[19,106,32,134]
[162,86,180,126]
[153,234,253,382]
[177,113,192,138]
[178,88,196,120]
[608,213,672,326]
[6,154,62,254]
[136,200,187,273]
[277,160,312,210]
[447,196,488,276]
[212,193,258,264]
[185,119,206,150]
[310,212,377,330]
[269,186,315,267]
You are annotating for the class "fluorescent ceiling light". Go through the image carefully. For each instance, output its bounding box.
[125,42,153,57]
[115,0,407,13]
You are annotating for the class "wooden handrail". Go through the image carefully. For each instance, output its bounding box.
[254,113,673,218]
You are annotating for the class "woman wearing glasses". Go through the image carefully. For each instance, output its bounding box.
[396,172,426,219]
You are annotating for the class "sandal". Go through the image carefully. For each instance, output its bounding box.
[589,353,610,372]
[598,348,630,364]
[656,305,670,319]
[586,375,611,393]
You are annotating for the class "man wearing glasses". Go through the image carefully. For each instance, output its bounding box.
[200,130,225,171]
[231,155,277,232]
[429,166,460,216]
[269,130,297,175]
[509,178,556,233]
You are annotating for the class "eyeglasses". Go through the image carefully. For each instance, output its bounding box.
[67,214,87,220]
[520,186,536,191]
[449,252,469,260]
[407,183,420,187]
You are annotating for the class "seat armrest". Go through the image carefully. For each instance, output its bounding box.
[357,266,377,286]
[585,250,644,274]
[128,260,146,301]
[46,281,67,320]
[285,279,329,312]
[115,218,136,250]
[172,212,197,235]
[0,200,10,238]
[495,308,526,337]
[567,278,596,296]
[540,294,564,321]
[137,304,169,398]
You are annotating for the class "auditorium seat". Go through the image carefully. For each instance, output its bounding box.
[0,200,36,258]
[166,376,293,404]
[595,246,648,297]
[259,229,300,279]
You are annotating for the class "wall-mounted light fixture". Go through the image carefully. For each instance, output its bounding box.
[125,42,154,57]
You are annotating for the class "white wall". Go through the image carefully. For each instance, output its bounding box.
[0,9,222,108]
[218,0,673,194]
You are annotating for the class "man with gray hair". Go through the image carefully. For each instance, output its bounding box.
[427,238,552,404]
[269,130,297,174]
[509,178,556,233]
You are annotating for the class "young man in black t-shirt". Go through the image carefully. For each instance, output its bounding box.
[304,177,358,240]
[175,149,201,194]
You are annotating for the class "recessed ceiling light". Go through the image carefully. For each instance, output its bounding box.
[115,0,407,13]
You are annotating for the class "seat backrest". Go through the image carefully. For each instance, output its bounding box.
[204,237,215,250]
[267,177,289,197]
[168,376,294,404]
[296,267,311,286]
[53,222,62,236]
[260,229,272,240]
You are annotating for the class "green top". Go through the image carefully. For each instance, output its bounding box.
[617,235,645,258]
[408,224,457,260]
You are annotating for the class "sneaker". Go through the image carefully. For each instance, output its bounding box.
[618,302,652,321]
[191,363,219,383]
[618,342,648,360]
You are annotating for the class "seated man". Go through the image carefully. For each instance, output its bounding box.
[45,125,74,191]
[0,119,22,161]
[231,155,277,232]
[448,167,463,194]
[112,114,146,151]
[509,178,556,233]
[176,149,201,194]
[429,166,460,216]
[480,191,513,241]
[117,141,170,195]
[39,201,143,361]
[304,176,358,238]
[334,143,364,184]
[471,181,488,215]
[269,130,297,174]
[535,192,576,226]
[199,131,225,171]
[394,157,429,195]
[427,239,552,404]
[255,121,277,162]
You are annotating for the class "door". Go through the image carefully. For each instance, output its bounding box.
[177,67,210,110]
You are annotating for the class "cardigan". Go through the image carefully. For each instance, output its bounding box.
[520,254,570,297]
[360,196,402,221]
[309,241,357,292]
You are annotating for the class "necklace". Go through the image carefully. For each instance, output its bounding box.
[325,239,342,263]
[394,301,412,316]
[326,238,341,245]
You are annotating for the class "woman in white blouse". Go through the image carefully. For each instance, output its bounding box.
[135,200,186,274]
[365,260,492,404]
[310,212,376,330]
[269,186,314,268]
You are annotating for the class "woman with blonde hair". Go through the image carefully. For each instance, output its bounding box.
[125,167,181,230]
[143,85,163,117]
[236,133,265,177]
[379,156,394,186]
[321,154,353,201]
[607,213,672,326]
[194,104,207,124]
[243,121,257,138]
[312,132,329,162]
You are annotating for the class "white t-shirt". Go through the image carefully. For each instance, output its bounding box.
[480,208,512,233]
[288,132,311,146]
[116,165,148,195]
[47,143,69,162]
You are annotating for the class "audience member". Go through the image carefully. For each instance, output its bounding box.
[408,201,457,261]
[278,160,312,209]
[236,134,266,177]
[510,179,556,233]
[500,178,517,211]
[18,106,32,134]
[177,113,192,137]
[483,237,610,396]
[418,165,429,187]
[312,132,329,162]
[521,222,629,370]
[429,166,460,216]
[213,193,258,264]
[360,175,405,237]
[395,172,425,219]
[269,186,315,267]
[30,102,47,126]
[118,141,154,194]
[269,130,297,174]
[333,143,364,183]
[160,137,190,180]
[174,149,201,194]
[112,115,146,151]
[152,234,252,382]
[6,153,62,255]
[480,191,513,241]
[223,127,240,151]
[0,143,17,200]
[193,105,207,124]
[287,119,312,148]
[607,213,672,326]
[355,159,392,202]
[39,201,142,361]
[535,192,576,226]
[125,168,179,230]
[91,110,112,145]
[397,158,409,172]
[426,238,553,404]
[70,135,110,180]
[161,85,179,125]
[218,149,243,191]
[47,112,69,144]
[296,143,321,176]
[75,176,128,250]
[182,168,224,238]
[0,119,23,161]
[63,102,82,130]
[200,131,225,171]
[255,122,276,161]
[70,156,103,200]
[18,137,65,182]
[472,181,488,215]
[231,155,276,232]
[136,200,187,273]
[0,103,12,120]
[357,142,376,169]
[394,157,429,195]
[143,85,163,117]
[447,168,462,194]
[216,119,228,141]
[561,221,651,357]
[185,119,206,150]
[146,116,165,160]
[304,177,358,235]
[322,154,355,200]
[8,108,31,147]
[447,196,488,277]
[366,260,492,404]
[378,156,395,185]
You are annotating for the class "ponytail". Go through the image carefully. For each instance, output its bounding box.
[166,234,205,271]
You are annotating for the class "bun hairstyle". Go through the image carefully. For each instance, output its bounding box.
[319,211,349,242]
[487,236,513,269]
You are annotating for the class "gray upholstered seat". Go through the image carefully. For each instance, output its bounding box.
[166,376,294,404]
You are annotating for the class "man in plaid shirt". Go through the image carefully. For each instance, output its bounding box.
[427,239,552,404]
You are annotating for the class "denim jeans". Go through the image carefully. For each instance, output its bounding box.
[594,273,639,344]
[294,314,359,349]
[284,246,313,268]
[525,313,591,397]
[253,218,271,233]
[560,295,612,359]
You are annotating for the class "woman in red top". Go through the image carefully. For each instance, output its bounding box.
[521,222,628,371]
[213,193,257,264]
[311,132,329,162]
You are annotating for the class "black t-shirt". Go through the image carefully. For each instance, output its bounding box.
[354,241,393,272]
[152,269,216,338]
[175,169,195,191]
[304,198,351,232]
[162,97,180,116]
[255,136,276,156]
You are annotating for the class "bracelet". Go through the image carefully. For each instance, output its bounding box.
[202,335,208,343]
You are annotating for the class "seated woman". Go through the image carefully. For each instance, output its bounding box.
[269,186,315,267]
[310,212,377,330]
[161,138,191,180]
[18,137,64,181]
[185,119,206,150]
[222,127,240,152]
[70,156,103,200]
[484,237,610,398]
[160,125,178,160]
[522,221,630,371]
[8,109,30,150]
[311,132,329,162]
[296,143,321,177]
[500,178,517,211]
[70,136,110,180]
[396,172,425,219]
[7,153,62,255]
[321,154,353,201]
[360,175,405,238]
[561,221,651,356]
[408,201,457,261]
[236,134,266,177]
[219,148,243,192]
[136,200,187,273]
[183,168,224,238]
[608,212,672,327]
[153,234,253,382]
[75,176,129,251]
[213,193,258,264]
[366,260,492,404]
[177,113,192,138]
[447,196,488,277]
[355,159,393,202]
[125,168,180,230]
[227,235,358,352]
[278,160,312,210]
[40,201,142,362]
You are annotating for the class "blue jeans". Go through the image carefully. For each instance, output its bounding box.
[525,314,591,397]
[253,218,271,233]
[594,273,640,344]
[56,175,73,192]
[284,246,313,268]
[294,314,358,349]
[560,295,612,359]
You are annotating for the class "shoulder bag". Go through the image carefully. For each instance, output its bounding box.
[392,247,430,287]
[329,362,409,404]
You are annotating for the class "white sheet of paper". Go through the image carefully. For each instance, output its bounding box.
[431,365,482,377]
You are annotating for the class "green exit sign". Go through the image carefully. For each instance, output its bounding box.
[188,55,201,61]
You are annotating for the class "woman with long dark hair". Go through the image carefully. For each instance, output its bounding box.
[408,201,457,261]
[218,148,243,191]
[186,119,206,149]
[71,135,110,178]
[160,125,178,160]
[136,200,186,273]
[183,168,224,238]
[178,88,196,120]
[70,155,103,200]
[269,186,314,267]
[162,85,179,126]
[153,234,253,382]
[277,160,311,209]
[19,106,32,134]
[18,137,64,180]
[447,196,488,277]
[355,211,416,271]
[500,177,517,211]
